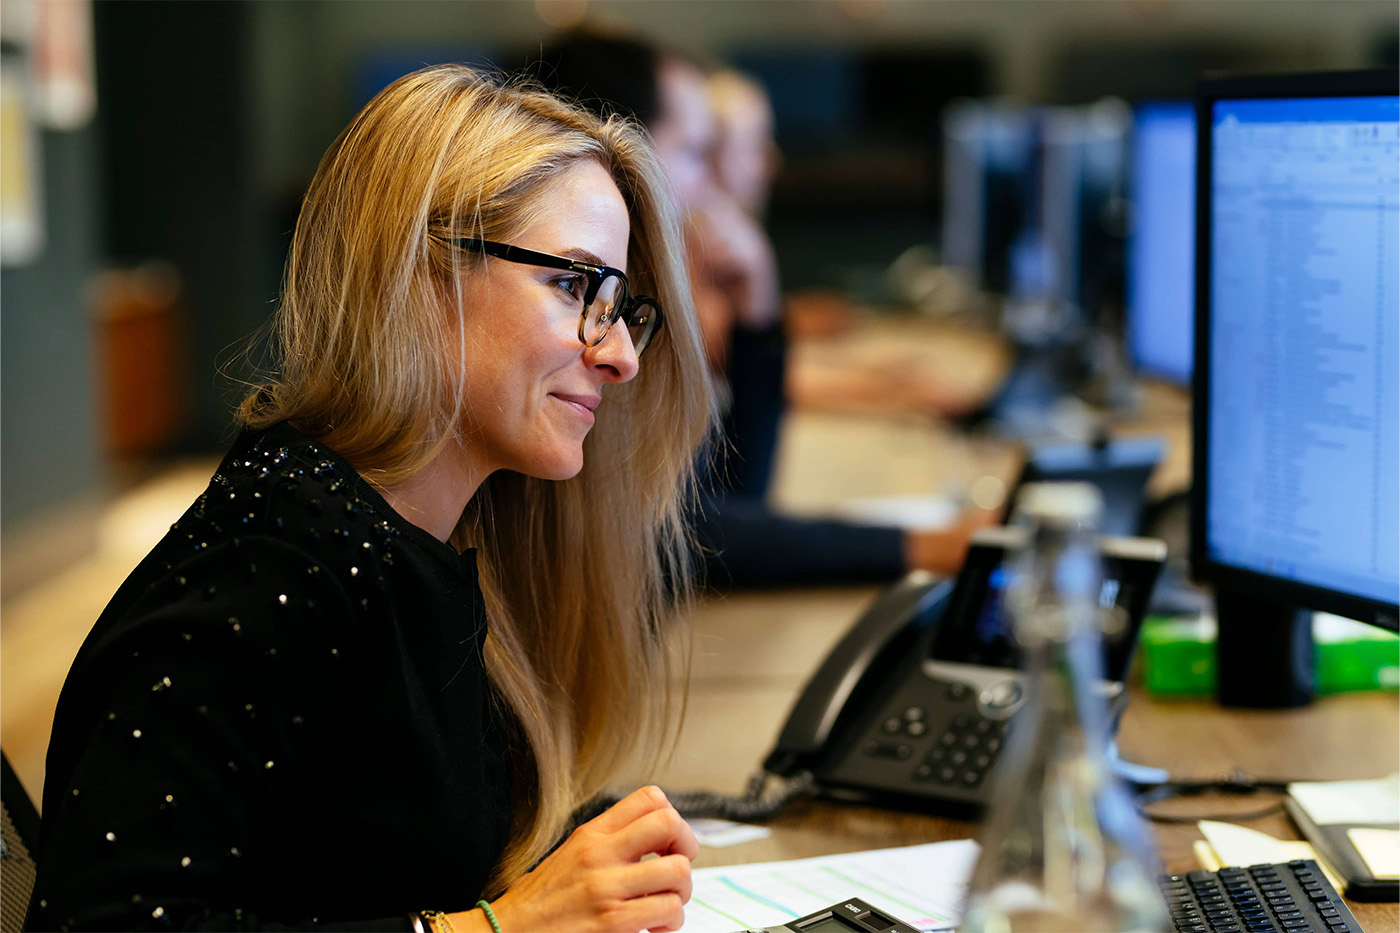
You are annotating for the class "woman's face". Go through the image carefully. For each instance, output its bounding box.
[457,159,639,481]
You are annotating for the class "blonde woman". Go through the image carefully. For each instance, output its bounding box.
[28,65,713,933]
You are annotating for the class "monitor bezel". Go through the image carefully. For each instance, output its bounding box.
[1191,68,1400,633]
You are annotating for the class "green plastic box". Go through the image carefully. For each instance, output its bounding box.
[1139,613,1400,697]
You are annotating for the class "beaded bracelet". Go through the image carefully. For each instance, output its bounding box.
[476,900,503,933]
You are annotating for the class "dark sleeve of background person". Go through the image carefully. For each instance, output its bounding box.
[696,323,906,588]
[694,494,907,588]
[526,30,661,126]
[717,322,787,497]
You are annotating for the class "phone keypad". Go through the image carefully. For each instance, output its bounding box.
[913,715,1009,788]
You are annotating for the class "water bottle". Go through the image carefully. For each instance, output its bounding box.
[960,482,1168,933]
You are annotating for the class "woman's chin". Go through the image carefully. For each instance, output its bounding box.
[525,450,585,482]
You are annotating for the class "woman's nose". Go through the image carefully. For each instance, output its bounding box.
[585,322,640,383]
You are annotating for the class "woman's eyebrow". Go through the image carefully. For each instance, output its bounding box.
[559,247,609,268]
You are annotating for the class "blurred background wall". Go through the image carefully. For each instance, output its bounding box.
[1,0,1396,588]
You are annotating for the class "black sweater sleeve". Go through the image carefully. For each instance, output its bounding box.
[28,536,411,932]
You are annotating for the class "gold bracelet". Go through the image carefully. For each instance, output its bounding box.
[420,910,456,933]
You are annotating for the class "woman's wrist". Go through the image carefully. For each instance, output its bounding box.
[419,909,494,933]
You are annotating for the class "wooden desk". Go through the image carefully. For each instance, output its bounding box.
[666,585,1398,931]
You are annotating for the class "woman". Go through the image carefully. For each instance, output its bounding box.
[27,65,713,933]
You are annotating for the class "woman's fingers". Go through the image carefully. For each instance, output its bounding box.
[606,892,686,933]
[610,853,694,903]
[588,785,673,835]
[612,804,699,862]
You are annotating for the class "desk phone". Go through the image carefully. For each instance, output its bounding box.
[763,526,1166,814]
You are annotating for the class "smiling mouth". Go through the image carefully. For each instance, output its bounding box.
[551,393,598,426]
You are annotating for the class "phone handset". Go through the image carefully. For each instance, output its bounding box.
[764,572,954,777]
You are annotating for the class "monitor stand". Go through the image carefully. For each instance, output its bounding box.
[1214,587,1314,708]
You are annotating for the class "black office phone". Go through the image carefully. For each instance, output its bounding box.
[763,526,1166,815]
[728,897,921,933]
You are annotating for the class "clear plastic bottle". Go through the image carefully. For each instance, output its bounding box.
[959,483,1169,933]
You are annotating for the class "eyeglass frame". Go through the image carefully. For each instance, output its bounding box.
[448,236,664,357]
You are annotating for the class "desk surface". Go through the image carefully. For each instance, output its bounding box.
[644,572,1398,931]
[685,690,1398,929]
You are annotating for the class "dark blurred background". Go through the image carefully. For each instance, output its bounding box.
[2,0,1396,586]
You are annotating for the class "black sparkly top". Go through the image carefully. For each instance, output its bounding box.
[27,422,513,932]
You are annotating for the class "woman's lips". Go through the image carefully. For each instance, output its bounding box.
[551,393,599,426]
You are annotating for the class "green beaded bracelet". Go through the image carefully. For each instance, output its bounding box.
[476,900,503,933]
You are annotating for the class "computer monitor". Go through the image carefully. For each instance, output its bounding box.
[1127,101,1195,386]
[1039,100,1131,329]
[1192,70,1400,707]
[942,100,1037,296]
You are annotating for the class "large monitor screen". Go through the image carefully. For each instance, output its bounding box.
[1128,102,1195,385]
[1204,93,1400,610]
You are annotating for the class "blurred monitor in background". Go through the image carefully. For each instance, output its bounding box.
[1037,99,1131,339]
[941,100,1038,297]
[1127,101,1195,386]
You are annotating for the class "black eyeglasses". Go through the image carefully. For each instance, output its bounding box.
[450,237,663,357]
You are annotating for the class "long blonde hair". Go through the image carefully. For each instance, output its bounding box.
[239,65,714,894]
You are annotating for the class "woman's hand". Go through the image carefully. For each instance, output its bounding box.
[484,785,698,933]
[904,505,1003,576]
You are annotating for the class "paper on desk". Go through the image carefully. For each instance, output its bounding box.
[1196,821,1342,890]
[832,495,959,530]
[689,819,772,849]
[679,839,979,933]
[1347,827,1400,880]
[1287,773,1400,826]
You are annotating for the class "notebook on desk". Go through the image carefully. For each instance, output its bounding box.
[1285,775,1400,902]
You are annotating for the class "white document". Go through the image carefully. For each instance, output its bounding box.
[689,819,773,849]
[833,495,959,530]
[1196,821,1342,890]
[679,839,980,933]
[1287,773,1400,826]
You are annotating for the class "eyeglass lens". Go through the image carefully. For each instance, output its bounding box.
[582,274,626,345]
[582,273,658,355]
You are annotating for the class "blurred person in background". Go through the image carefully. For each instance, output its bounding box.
[533,29,997,588]
[28,65,712,933]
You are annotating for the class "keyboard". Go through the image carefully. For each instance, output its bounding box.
[1160,860,1362,933]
